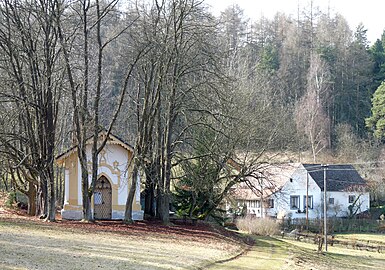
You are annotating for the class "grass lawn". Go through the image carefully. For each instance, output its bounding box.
[2,205,385,270]
[281,237,385,269]
[0,216,245,270]
[207,236,297,270]
[334,233,385,244]
[208,235,385,270]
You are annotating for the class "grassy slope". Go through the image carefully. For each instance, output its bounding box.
[281,237,385,269]
[335,233,385,243]
[0,219,244,270]
[2,200,385,270]
[3,217,385,270]
[207,237,295,270]
[208,235,385,270]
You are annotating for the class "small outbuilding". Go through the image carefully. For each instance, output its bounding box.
[56,131,143,220]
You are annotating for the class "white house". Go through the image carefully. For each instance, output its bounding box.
[231,163,370,219]
[230,163,296,218]
[56,131,143,220]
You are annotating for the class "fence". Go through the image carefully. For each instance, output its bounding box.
[286,218,385,233]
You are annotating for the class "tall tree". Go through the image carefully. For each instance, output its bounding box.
[56,0,141,221]
[370,31,385,93]
[0,0,63,220]
[345,24,373,134]
[295,53,331,161]
[366,82,385,139]
[124,0,228,224]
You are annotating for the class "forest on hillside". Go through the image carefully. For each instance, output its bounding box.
[1,0,385,222]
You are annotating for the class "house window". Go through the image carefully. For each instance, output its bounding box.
[329,198,335,204]
[348,195,356,204]
[290,196,300,210]
[247,200,252,208]
[247,200,260,208]
[268,198,274,208]
[303,195,313,209]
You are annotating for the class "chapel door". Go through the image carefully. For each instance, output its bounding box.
[94,176,112,220]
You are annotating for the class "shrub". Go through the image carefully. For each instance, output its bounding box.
[5,191,28,208]
[236,216,280,236]
[5,191,16,207]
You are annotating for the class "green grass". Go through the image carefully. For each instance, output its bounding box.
[335,233,385,244]
[207,235,385,270]
[207,237,293,270]
[281,237,385,269]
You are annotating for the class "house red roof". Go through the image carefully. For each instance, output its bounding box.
[231,163,301,200]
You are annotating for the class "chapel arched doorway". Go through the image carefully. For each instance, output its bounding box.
[93,175,112,220]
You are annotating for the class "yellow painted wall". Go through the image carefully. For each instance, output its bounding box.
[61,144,141,214]
[67,152,79,207]
[125,151,141,211]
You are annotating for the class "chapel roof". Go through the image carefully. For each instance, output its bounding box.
[56,130,134,163]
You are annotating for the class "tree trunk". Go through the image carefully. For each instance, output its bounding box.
[124,162,139,223]
[27,181,37,216]
[55,166,59,206]
[39,178,48,217]
[188,193,196,218]
[144,181,155,218]
[47,166,56,221]
[2,173,9,191]
[157,190,170,224]
[159,137,172,224]
[81,162,92,221]
[144,165,156,218]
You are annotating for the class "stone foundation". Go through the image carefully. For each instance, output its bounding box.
[61,209,84,220]
[61,209,144,220]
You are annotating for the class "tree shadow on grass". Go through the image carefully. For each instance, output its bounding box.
[280,236,385,269]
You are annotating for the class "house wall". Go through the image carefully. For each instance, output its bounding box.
[237,200,264,218]
[61,142,143,220]
[265,165,371,219]
[62,152,82,219]
[267,166,323,219]
[327,191,370,217]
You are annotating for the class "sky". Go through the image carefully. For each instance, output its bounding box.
[204,0,385,45]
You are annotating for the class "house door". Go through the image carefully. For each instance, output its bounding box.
[94,176,112,220]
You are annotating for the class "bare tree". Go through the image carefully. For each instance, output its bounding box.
[55,0,142,221]
[295,53,331,162]
[122,0,232,224]
[0,0,63,220]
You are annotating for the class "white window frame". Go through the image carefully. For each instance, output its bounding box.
[290,195,300,210]
[303,195,313,209]
[348,195,356,204]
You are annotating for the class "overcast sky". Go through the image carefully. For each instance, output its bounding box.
[205,0,385,44]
